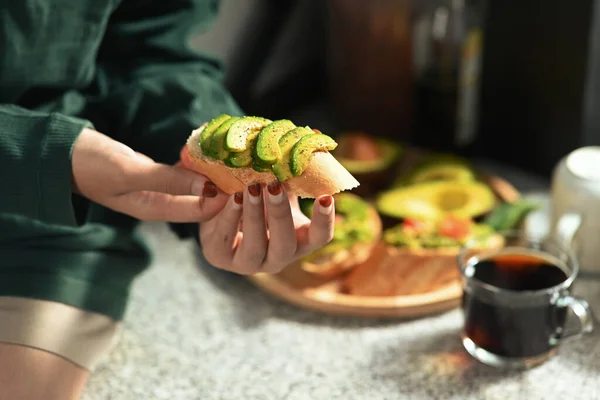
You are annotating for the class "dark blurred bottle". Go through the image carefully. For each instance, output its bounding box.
[412,0,488,152]
[327,0,413,140]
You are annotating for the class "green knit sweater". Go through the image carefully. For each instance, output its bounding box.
[0,0,243,320]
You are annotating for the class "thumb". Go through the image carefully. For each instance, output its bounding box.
[127,161,220,197]
[110,190,230,223]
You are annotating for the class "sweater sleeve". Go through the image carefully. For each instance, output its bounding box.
[0,104,93,226]
[92,0,243,240]
[93,0,244,166]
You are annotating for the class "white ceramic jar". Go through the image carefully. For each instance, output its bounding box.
[550,146,600,273]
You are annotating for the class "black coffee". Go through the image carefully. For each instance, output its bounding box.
[463,253,569,358]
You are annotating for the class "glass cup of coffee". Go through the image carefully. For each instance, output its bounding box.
[457,220,595,369]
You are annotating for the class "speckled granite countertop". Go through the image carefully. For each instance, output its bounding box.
[82,162,600,400]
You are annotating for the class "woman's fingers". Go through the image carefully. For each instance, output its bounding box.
[232,183,269,272]
[201,193,244,270]
[125,161,220,197]
[198,189,335,276]
[296,195,335,257]
[261,182,297,273]
[109,189,229,223]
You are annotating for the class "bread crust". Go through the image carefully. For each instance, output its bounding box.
[341,234,505,296]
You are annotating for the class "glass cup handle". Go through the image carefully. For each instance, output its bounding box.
[553,295,595,343]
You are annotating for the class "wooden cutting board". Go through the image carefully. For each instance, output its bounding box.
[247,153,521,318]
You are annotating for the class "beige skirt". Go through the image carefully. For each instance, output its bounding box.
[0,296,121,371]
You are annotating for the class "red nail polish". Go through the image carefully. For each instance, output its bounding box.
[248,183,261,197]
[319,196,332,207]
[234,192,243,205]
[267,181,282,196]
[202,181,218,198]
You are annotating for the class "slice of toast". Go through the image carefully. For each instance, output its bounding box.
[182,126,359,198]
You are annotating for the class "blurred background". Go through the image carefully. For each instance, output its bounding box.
[193,0,600,178]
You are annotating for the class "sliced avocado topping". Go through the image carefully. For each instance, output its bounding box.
[255,120,297,165]
[200,115,338,177]
[225,116,271,153]
[223,158,237,168]
[272,127,313,181]
[252,158,272,173]
[199,114,231,155]
[290,134,338,177]
[376,180,496,221]
[228,140,274,169]
[227,150,252,168]
[208,116,240,160]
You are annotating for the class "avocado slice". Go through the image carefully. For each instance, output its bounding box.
[208,116,240,160]
[376,180,496,221]
[252,158,272,173]
[336,138,402,174]
[290,134,338,177]
[199,114,231,155]
[255,120,297,165]
[272,127,313,181]
[227,149,253,168]
[225,116,271,153]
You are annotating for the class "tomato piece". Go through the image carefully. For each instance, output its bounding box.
[403,218,422,230]
[438,215,472,240]
[402,218,431,236]
[312,128,322,134]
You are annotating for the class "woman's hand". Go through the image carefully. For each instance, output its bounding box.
[199,182,335,275]
[72,128,229,222]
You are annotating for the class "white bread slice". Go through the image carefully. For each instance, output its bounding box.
[181,125,360,198]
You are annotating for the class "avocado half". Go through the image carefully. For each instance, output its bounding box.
[333,132,403,196]
[393,153,477,187]
[376,180,497,221]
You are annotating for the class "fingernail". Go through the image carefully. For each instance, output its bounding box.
[248,183,262,205]
[232,192,243,210]
[318,196,333,215]
[191,180,204,196]
[202,181,218,198]
[267,181,284,204]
